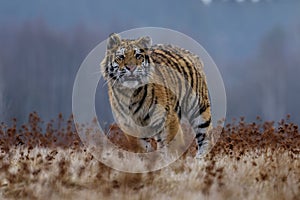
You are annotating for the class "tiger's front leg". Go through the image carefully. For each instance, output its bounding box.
[138,138,154,152]
[153,111,185,152]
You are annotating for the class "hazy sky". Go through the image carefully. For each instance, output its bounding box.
[0,0,300,124]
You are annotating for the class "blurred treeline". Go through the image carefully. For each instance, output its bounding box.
[0,21,104,124]
[0,0,300,125]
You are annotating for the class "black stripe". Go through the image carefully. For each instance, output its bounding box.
[165,66,178,97]
[144,54,150,65]
[157,50,190,112]
[189,104,208,123]
[111,89,127,118]
[133,85,148,114]
[108,73,117,80]
[192,97,199,109]
[187,104,197,119]
[129,86,144,108]
[174,101,180,113]
[176,74,182,104]
[183,64,197,112]
[165,50,201,116]
[200,103,208,114]
[136,87,153,116]
[196,134,205,144]
[151,52,181,103]
[174,101,182,119]
[152,118,165,131]
[197,118,211,129]
[152,117,164,126]
[177,107,182,119]
[176,53,195,90]
[148,85,155,108]
[152,51,183,76]
[196,132,205,139]
[157,59,182,106]
[153,61,170,102]
[193,72,200,103]
[148,96,157,117]
[133,86,143,96]
[152,47,206,124]
[161,50,188,78]
[143,113,150,121]
[189,108,199,122]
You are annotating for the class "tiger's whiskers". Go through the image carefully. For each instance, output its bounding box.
[111,78,118,88]
[103,76,116,88]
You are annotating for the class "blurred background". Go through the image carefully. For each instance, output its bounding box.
[0,0,300,126]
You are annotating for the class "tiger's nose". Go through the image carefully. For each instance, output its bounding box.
[125,65,137,72]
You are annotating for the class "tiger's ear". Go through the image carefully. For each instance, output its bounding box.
[137,36,152,49]
[107,33,121,50]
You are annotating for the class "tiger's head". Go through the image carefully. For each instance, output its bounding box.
[101,33,152,88]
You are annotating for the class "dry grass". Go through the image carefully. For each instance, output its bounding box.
[0,113,299,200]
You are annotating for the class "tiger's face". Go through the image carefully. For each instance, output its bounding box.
[101,33,152,88]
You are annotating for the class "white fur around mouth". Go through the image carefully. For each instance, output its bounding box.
[122,80,139,88]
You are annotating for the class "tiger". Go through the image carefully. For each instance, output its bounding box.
[100,33,212,158]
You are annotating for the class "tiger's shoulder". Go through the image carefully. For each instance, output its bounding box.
[149,44,204,71]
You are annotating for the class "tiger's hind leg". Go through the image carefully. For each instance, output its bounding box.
[194,123,212,158]
[190,107,212,158]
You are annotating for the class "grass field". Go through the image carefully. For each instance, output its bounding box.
[0,113,299,200]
